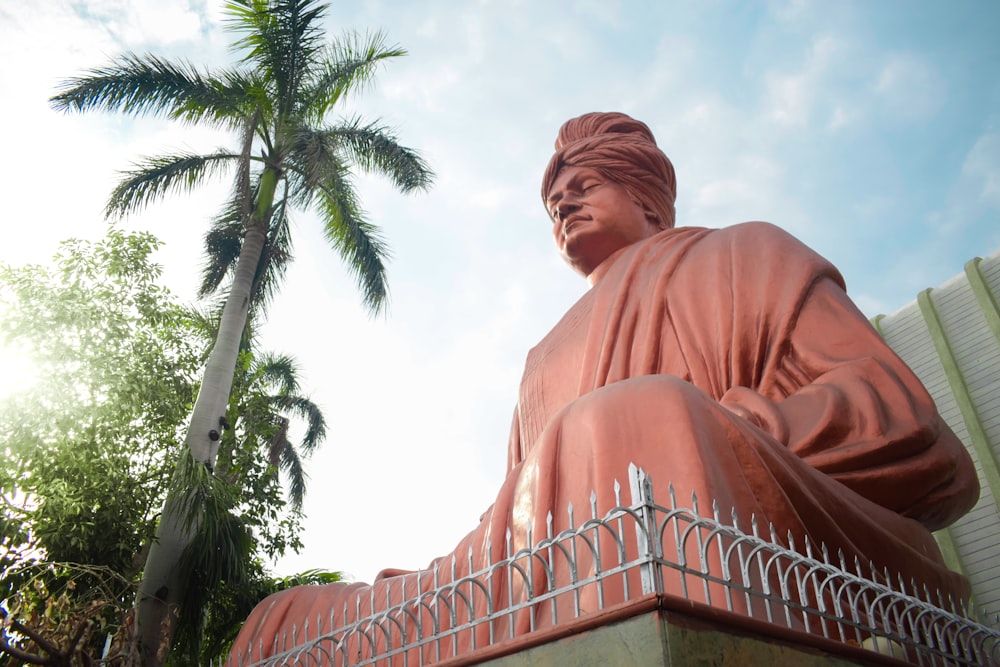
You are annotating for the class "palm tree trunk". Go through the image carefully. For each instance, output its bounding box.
[134,169,279,666]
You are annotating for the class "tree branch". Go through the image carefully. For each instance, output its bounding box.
[0,609,60,664]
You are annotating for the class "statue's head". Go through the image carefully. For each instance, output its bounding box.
[542,112,677,280]
[541,112,676,232]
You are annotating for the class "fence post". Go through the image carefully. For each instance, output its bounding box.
[628,463,661,595]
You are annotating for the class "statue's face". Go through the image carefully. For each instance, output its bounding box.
[546,165,659,278]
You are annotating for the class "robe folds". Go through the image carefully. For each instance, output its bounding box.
[229,222,978,665]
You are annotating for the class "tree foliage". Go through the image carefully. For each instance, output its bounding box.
[0,231,335,665]
[0,230,199,571]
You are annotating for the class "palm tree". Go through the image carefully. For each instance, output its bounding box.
[219,350,327,512]
[172,346,328,664]
[49,0,433,662]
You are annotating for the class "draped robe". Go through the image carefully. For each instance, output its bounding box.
[229,222,978,665]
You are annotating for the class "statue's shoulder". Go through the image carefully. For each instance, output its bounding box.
[669,221,794,240]
[665,222,804,258]
[705,221,845,288]
[662,222,837,286]
[718,221,798,244]
[709,221,815,259]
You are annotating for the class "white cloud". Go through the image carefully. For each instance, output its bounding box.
[828,103,859,130]
[380,63,462,113]
[873,53,946,125]
[627,33,700,110]
[960,132,1000,208]
[767,0,817,24]
[73,0,204,46]
[686,154,791,228]
[0,0,228,289]
[925,130,1000,239]
[765,34,845,127]
[767,71,812,127]
[693,179,753,209]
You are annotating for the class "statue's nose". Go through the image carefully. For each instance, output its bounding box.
[555,200,581,220]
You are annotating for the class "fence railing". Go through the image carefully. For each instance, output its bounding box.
[228,464,1000,666]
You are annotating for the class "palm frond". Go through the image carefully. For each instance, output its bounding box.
[106,150,239,219]
[225,0,328,115]
[311,174,391,315]
[278,439,306,509]
[267,417,288,469]
[285,127,340,196]
[267,568,343,591]
[177,68,266,127]
[200,208,244,299]
[184,308,222,356]
[174,470,254,656]
[254,353,300,394]
[315,119,434,193]
[50,53,251,128]
[199,188,294,319]
[299,30,406,121]
[266,394,326,452]
[263,416,307,509]
[256,196,294,310]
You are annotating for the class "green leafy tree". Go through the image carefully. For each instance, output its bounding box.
[0,231,335,665]
[0,230,200,664]
[49,0,433,660]
[0,229,201,578]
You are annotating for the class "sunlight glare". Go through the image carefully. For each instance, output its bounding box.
[0,340,39,401]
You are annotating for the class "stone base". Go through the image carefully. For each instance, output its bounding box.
[463,606,901,667]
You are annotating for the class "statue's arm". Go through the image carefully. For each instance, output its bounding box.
[722,275,977,529]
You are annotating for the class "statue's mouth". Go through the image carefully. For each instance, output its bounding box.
[561,215,587,238]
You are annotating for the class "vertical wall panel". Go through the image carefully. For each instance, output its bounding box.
[877,249,1000,616]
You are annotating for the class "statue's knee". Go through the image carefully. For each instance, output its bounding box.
[572,375,705,421]
[611,374,702,404]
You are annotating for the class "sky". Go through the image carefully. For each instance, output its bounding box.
[1,0,999,586]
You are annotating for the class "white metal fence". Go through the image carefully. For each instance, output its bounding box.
[227,464,1000,666]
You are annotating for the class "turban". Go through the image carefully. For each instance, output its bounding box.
[541,112,677,229]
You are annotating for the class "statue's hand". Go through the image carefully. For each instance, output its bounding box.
[719,386,790,444]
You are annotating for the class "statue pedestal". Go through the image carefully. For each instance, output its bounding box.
[462,602,896,667]
[227,464,999,666]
